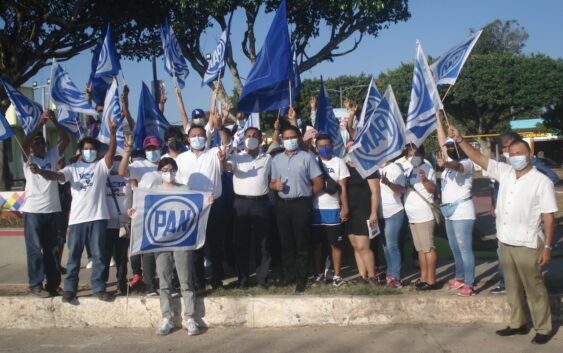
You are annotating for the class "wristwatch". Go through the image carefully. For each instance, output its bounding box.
[544,245,553,250]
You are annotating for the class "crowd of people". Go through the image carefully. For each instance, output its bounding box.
[19,87,558,343]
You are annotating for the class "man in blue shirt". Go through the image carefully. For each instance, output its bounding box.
[270,126,323,293]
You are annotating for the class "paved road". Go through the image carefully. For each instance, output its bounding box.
[0,324,561,353]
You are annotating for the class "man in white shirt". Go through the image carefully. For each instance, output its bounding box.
[31,119,118,304]
[176,113,229,289]
[448,125,557,345]
[21,109,69,297]
[223,127,272,287]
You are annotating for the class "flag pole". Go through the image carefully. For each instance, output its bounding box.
[288,80,292,108]
[13,134,29,161]
[440,85,454,102]
[440,108,461,159]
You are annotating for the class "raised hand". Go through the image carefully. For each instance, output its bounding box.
[109,118,117,135]
[309,96,317,111]
[448,125,463,143]
[288,107,297,126]
[436,153,445,168]
[124,135,134,154]
[217,147,226,162]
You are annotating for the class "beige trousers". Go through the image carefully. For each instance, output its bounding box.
[499,242,551,335]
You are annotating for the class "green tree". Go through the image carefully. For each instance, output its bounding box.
[471,19,529,55]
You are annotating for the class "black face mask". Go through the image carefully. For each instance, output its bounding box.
[168,140,182,152]
[446,147,461,161]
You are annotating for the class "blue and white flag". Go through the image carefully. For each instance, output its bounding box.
[94,21,121,78]
[0,78,42,135]
[202,13,233,86]
[349,86,407,179]
[0,110,15,141]
[233,113,260,150]
[315,78,345,157]
[406,41,443,147]
[88,21,112,106]
[50,59,98,115]
[134,82,171,150]
[430,30,482,86]
[237,0,291,113]
[161,18,190,89]
[98,79,125,154]
[357,77,382,131]
[130,188,212,255]
[56,107,83,138]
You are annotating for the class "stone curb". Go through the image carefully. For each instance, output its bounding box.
[2,294,561,329]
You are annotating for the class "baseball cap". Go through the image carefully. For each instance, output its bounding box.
[143,136,161,149]
[191,109,205,118]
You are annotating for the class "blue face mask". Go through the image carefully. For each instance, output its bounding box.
[190,136,206,150]
[283,138,299,151]
[509,155,528,171]
[318,146,333,159]
[81,149,97,163]
[145,150,161,163]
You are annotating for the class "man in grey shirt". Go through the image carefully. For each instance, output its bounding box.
[270,125,323,293]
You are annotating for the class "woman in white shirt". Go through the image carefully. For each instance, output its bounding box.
[436,111,476,297]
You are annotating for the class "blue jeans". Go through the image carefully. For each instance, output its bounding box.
[381,210,405,280]
[445,219,475,286]
[23,213,61,290]
[65,220,108,294]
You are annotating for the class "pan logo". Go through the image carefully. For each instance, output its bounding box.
[143,194,201,248]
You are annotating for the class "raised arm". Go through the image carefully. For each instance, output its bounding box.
[175,88,190,132]
[104,118,118,168]
[448,125,489,170]
[118,135,133,177]
[47,110,70,156]
[272,117,281,146]
[309,96,317,127]
[121,85,135,131]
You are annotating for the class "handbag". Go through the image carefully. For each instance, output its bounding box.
[439,197,472,218]
[318,158,340,195]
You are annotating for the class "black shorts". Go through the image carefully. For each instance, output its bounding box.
[312,224,344,246]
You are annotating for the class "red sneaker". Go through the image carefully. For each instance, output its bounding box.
[130,274,143,287]
[448,278,464,290]
[457,284,474,297]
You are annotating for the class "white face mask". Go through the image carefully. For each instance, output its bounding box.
[244,137,259,150]
[161,171,176,183]
[193,118,205,126]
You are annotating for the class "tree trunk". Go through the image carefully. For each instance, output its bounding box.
[477,115,492,158]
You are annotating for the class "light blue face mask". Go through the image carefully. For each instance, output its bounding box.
[190,136,206,150]
[145,150,161,163]
[509,155,528,171]
[283,138,299,151]
[81,149,97,163]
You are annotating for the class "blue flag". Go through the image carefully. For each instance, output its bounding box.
[161,18,190,89]
[50,59,98,115]
[202,13,233,86]
[349,86,407,178]
[233,113,260,150]
[357,77,382,131]
[0,110,15,141]
[315,78,345,157]
[88,21,112,106]
[134,82,171,150]
[56,107,83,138]
[0,78,42,135]
[237,0,291,113]
[98,79,125,154]
[430,30,482,86]
[406,41,443,147]
[95,21,121,78]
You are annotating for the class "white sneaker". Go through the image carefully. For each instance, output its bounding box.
[110,257,116,267]
[86,260,93,269]
[185,318,201,336]
[155,318,173,336]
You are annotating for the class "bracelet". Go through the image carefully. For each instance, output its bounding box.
[455,137,464,143]
[544,245,552,250]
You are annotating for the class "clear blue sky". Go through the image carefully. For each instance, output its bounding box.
[27,0,563,125]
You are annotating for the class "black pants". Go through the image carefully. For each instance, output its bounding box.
[130,254,142,277]
[194,196,226,287]
[275,197,312,286]
[142,253,156,292]
[102,228,129,290]
[234,196,271,286]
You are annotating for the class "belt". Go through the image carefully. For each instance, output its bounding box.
[235,194,269,201]
[276,196,311,203]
